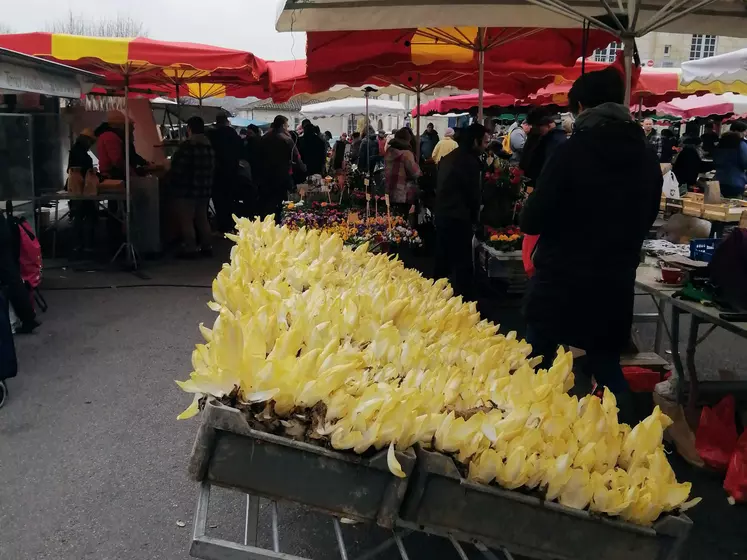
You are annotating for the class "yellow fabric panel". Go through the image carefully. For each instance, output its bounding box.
[163,68,210,80]
[187,83,226,99]
[411,27,477,66]
[679,81,747,95]
[51,34,131,64]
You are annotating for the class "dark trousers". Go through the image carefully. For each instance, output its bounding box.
[71,200,98,250]
[525,323,636,424]
[433,216,474,301]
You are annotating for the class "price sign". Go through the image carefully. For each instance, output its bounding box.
[364,178,370,187]
[384,194,390,207]
[366,193,371,201]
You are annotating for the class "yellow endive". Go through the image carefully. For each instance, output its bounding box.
[177,217,697,526]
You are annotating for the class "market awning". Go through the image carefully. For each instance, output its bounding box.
[656,93,747,119]
[0,47,101,98]
[680,48,747,95]
[0,33,268,100]
[300,98,406,118]
[277,0,747,38]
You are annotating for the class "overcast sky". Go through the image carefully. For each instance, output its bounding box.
[3,0,306,61]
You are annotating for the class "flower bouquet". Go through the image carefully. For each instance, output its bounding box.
[482,161,528,229]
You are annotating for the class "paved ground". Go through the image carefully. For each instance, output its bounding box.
[1,245,746,559]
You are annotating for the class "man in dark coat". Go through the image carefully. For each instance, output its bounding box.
[433,123,490,301]
[520,110,567,184]
[171,117,215,257]
[420,122,440,161]
[257,115,305,223]
[520,68,662,424]
[207,114,243,232]
[297,122,327,176]
[357,126,381,173]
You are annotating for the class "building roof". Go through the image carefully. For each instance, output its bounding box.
[239,98,309,112]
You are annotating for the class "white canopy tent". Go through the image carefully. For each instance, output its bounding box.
[300,97,406,118]
[681,48,747,95]
[277,0,747,107]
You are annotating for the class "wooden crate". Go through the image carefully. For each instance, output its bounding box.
[702,199,747,223]
[681,193,704,217]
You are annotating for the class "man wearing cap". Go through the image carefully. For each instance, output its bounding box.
[431,127,458,165]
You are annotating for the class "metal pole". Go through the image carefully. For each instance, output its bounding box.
[478,27,486,124]
[638,94,643,119]
[176,82,182,140]
[416,73,421,161]
[623,36,634,108]
[124,76,133,267]
[365,88,370,174]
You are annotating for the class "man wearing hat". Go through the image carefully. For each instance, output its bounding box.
[431,127,458,165]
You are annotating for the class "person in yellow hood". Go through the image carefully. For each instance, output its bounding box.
[431,127,458,164]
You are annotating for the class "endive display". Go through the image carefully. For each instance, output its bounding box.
[178,216,699,526]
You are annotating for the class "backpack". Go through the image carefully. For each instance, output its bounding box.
[8,216,42,289]
[501,132,513,155]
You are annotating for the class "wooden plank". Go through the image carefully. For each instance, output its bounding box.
[620,352,670,368]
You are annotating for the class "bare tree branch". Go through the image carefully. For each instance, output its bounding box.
[0,23,15,34]
[46,11,148,38]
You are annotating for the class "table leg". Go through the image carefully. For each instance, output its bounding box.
[670,306,687,404]
[654,297,667,356]
[685,315,702,411]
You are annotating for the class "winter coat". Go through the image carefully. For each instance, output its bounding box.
[207,125,243,184]
[357,134,381,172]
[431,137,458,164]
[256,129,299,202]
[434,146,482,224]
[713,133,747,198]
[420,129,440,160]
[520,103,662,353]
[672,145,712,187]
[644,129,662,159]
[521,127,567,183]
[170,133,215,199]
[297,130,328,176]
[67,139,94,177]
[94,123,146,179]
[508,125,527,165]
[384,138,422,204]
[350,138,362,163]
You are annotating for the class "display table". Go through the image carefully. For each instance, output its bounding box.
[634,263,747,408]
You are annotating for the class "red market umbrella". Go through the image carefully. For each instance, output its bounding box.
[306,27,617,120]
[656,93,747,120]
[413,93,519,117]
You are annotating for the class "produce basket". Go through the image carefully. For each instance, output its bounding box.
[399,446,692,560]
[188,400,415,528]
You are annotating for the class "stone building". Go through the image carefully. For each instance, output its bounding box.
[593,33,747,69]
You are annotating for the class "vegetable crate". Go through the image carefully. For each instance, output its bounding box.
[702,199,747,223]
[681,193,704,218]
[399,446,692,560]
[188,400,415,528]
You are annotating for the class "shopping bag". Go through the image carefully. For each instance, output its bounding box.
[724,431,747,504]
[67,167,84,195]
[83,169,99,196]
[661,170,680,199]
[695,395,738,471]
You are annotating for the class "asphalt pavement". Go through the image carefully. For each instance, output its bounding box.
[0,247,746,559]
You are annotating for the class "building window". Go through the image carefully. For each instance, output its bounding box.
[663,45,671,56]
[347,114,356,136]
[689,35,717,60]
[661,61,675,68]
[593,41,622,63]
[377,119,384,132]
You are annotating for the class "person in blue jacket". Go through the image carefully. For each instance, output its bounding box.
[713,121,747,199]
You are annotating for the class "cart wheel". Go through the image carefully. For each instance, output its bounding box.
[0,380,7,409]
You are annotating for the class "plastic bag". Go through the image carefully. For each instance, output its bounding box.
[695,395,738,471]
[662,170,680,199]
[724,431,747,504]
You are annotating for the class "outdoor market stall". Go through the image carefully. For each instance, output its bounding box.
[0,32,269,267]
[680,48,747,95]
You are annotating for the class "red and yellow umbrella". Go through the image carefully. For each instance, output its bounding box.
[0,32,268,98]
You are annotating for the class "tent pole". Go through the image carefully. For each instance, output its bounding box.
[478,27,486,124]
[198,84,203,113]
[176,82,182,140]
[365,88,370,174]
[638,94,643,119]
[622,36,634,108]
[416,72,421,161]
[124,76,136,269]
